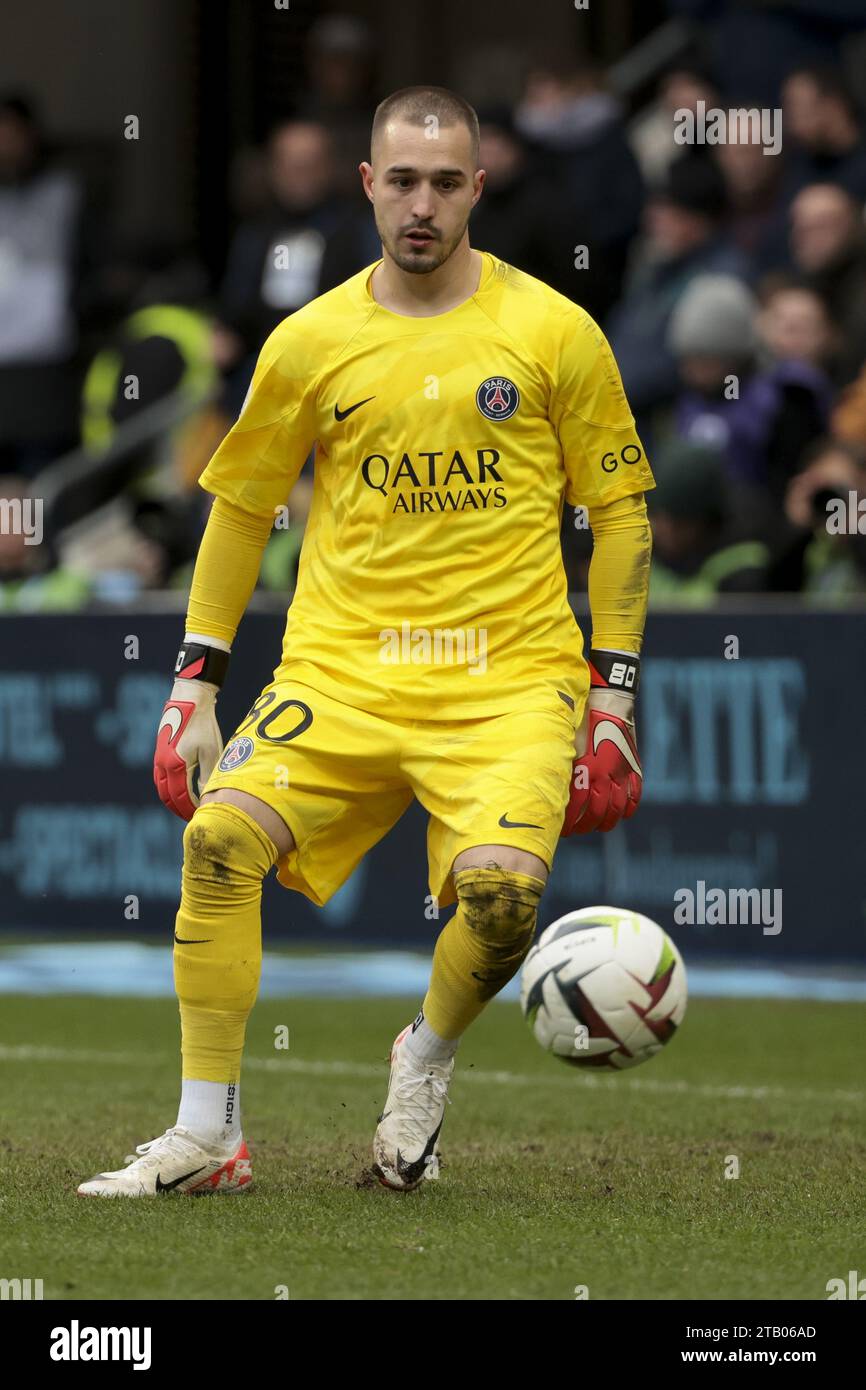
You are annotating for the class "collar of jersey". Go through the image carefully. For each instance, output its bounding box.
[360,249,495,323]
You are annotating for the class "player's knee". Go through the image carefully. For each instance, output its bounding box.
[453,865,542,954]
[182,800,276,888]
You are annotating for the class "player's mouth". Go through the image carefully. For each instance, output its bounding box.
[404,228,436,249]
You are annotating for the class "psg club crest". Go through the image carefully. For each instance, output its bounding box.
[218,736,255,772]
[476,376,520,421]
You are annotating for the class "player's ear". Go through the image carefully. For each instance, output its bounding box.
[471,168,485,207]
[359,161,375,203]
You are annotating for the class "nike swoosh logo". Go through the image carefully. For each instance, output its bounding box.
[158,707,184,741]
[155,1165,206,1193]
[174,934,213,944]
[498,813,543,829]
[592,719,642,775]
[395,1121,443,1185]
[334,395,375,421]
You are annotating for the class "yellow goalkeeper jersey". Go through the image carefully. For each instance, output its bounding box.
[198,251,654,719]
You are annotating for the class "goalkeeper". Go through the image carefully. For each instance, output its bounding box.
[78,84,653,1198]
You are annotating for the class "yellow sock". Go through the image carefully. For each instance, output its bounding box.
[422,867,544,1040]
[173,801,277,1082]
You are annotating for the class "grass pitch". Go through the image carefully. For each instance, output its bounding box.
[1,992,863,1301]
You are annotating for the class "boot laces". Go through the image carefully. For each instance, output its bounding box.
[123,1125,203,1167]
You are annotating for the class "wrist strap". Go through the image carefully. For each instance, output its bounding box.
[588,648,640,695]
[174,641,230,689]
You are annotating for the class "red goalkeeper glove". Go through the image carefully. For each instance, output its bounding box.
[561,650,643,836]
[153,638,229,821]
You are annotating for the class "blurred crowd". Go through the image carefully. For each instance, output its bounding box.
[3,5,866,611]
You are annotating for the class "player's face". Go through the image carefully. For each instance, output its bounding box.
[361,119,483,273]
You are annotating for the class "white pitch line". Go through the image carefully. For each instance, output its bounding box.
[0,1044,862,1105]
[245,1055,865,1104]
[0,1045,146,1065]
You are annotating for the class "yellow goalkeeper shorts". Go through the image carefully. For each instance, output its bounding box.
[202,678,580,907]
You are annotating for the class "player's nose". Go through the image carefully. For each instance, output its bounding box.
[409,185,436,220]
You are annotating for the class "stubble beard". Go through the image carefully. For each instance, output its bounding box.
[377,211,471,275]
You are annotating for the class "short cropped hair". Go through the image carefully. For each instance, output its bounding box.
[371,86,480,167]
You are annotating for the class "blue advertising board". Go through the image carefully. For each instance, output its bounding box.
[0,606,864,961]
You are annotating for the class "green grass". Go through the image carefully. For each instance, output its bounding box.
[1,994,863,1300]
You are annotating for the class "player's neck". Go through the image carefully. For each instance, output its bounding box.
[371,242,482,317]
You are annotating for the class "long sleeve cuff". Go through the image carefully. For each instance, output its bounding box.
[586,490,652,655]
[185,496,275,646]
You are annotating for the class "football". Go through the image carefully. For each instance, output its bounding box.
[520,906,687,1069]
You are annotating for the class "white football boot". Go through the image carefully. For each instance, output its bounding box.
[372,1024,455,1190]
[77,1125,252,1197]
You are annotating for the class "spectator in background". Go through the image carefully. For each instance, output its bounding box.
[514,57,644,321]
[300,14,376,200]
[666,0,866,109]
[715,135,789,275]
[755,275,838,378]
[0,94,84,474]
[213,120,348,409]
[828,336,866,450]
[782,66,866,202]
[78,241,214,459]
[297,16,381,295]
[647,440,770,601]
[467,106,579,304]
[316,201,381,295]
[629,62,720,188]
[606,155,748,429]
[51,490,202,603]
[666,274,828,505]
[789,183,866,384]
[831,358,866,452]
[782,438,866,595]
[0,475,90,610]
